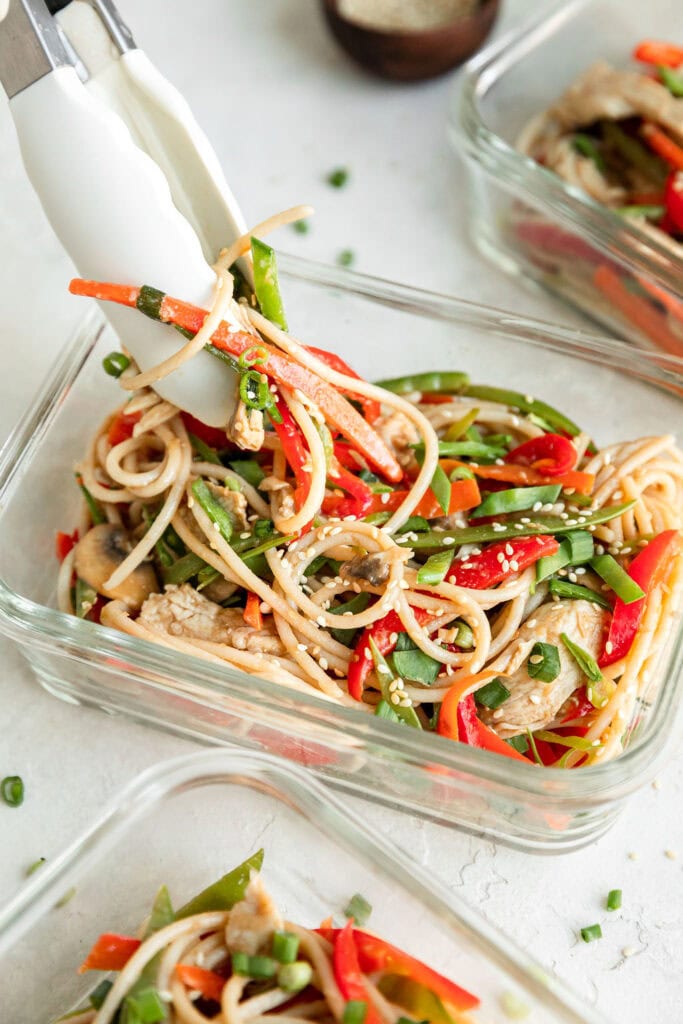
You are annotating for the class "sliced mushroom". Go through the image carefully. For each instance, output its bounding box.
[73,523,158,609]
[343,552,391,587]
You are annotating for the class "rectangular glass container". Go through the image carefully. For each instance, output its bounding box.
[1,255,683,852]
[0,748,605,1023]
[455,0,683,355]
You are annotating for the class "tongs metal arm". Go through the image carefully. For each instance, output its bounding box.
[0,0,71,97]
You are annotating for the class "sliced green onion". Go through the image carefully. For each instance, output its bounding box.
[573,133,606,170]
[452,620,474,649]
[240,369,270,411]
[272,930,300,964]
[375,698,401,722]
[238,346,267,369]
[232,952,277,979]
[589,554,645,604]
[527,642,560,682]
[376,371,469,396]
[417,549,454,586]
[251,236,287,330]
[617,204,666,220]
[26,857,46,876]
[75,577,97,619]
[444,408,480,441]
[338,249,355,268]
[548,579,612,609]
[90,980,113,1010]
[397,502,635,550]
[580,924,602,943]
[344,893,372,926]
[506,735,529,755]
[342,1001,367,1024]
[659,64,683,97]
[470,484,561,519]
[560,633,602,683]
[162,551,209,586]
[586,675,616,711]
[292,218,310,234]
[391,633,440,687]
[526,729,543,766]
[606,888,622,911]
[75,473,106,525]
[204,342,240,374]
[188,432,222,465]
[55,887,76,908]
[368,638,422,728]
[136,284,165,320]
[125,987,166,1022]
[327,167,349,188]
[102,351,130,378]
[191,479,235,543]
[241,532,295,563]
[278,961,313,993]
[475,679,510,709]
[1,775,24,807]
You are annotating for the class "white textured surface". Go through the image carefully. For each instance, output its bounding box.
[0,1,682,1020]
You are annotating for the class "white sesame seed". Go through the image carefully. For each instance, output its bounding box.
[529,694,541,705]
[399,698,412,708]
[628,851,639,861]
[316,616,325,626]
[529,654,543,664]
[605,641,614,655]
[532,502,543,512]
[443,537,455,546]
[652,778,662,790]
[510,560,519,571]
[665,849,678,860]
[297,643,308,652]
[390,693,401,705]
[377,663,392,675]
[319,657,329,670]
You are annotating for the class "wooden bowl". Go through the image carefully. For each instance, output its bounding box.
[321,0,500,82]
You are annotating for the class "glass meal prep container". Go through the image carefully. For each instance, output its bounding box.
[0,748,606,1024]
[1,255,683,853]
[456,0,683,355]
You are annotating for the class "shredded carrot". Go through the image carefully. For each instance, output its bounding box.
[438,459,595,496]
[243,591,264,630]
[633,40,683,68]
[641,123,683,171]
[594,264,683,357]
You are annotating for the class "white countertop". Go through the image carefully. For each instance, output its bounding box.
[1,1,682,1020]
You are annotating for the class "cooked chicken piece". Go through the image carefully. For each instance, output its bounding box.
[374,411,420,468]
[478,599,608,738]
[228,400,265,452]
[138,584,283,654]
[225,876,283,956]
[202,480,248,533]
[343,552,392,586]
[541,138,627,206]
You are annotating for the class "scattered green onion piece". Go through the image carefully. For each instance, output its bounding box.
[204,342,240,374]
[659,64,683,97]
[580,924,602,943]
[240,369,270,411]
[125,987,166,1023]
[470,484,561,519]
[375,699,400,722]
[589,554,645,604]
[398,502,635,550]
[607,888,622,911]
[527,642,560,683]
[358,469,392,494]
[548,579,612,609]
[90,980,113,1010]
[375,371,469,396]
[188,432,222,465]
[464,384,584,439]
[136,284,165,321]
[327,167,349,188]
[241,532,296,563]
[162,551,209,586]
[75,473,106,525]
[417,549,454,586]
[176,850,263,919]
[560,633,602,683]
[573,133,606,170]
[75,577,98,619]
[338,249,355,267]
[617,204,666,220]
[278,961,313,993]
[292,219,310,234]
[1,775,24,807]
[26,857,46,876]
[368,638,422,728]
[475,679,511,709]
[272,930,300,964]
[506,735,529,755]
[55,887,77,908]
[344,893,372,927]
[342,1001,367,1024]
[452,620,474,649]
[251,236,287,330]
[586,675,616,711]
[238,345,267,369]
[191,479,235,543]
[444,407,480,441]
[102,351,130,378]
[391,633,440,687]
[232,953,278,979]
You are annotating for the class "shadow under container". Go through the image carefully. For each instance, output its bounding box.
[1,255,683,853]
[456,0,683,356]
[0,749,607,1023]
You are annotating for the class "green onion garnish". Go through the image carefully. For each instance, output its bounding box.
[239,369,271,411]
[55,887,76,908]
[580,924,602,943]
[475,679,510,709]
[572,133,606,171]
[606,889,622,911]
[231,952,278,979]
[278,961,313,993]
[327,167,349,188]
[563,531,595,563]
[26,857,46,876]
[90,979,113,1010]
[548,579,612,610]
[589,554,645,604]
[342,1001,367,1024]
[75,472,106,525]
[338,249,355,268]
[659,64,683,97]
[560,633,602,683]
[344,893,372,927]
[292,219,310,234]
[417,549,454,586]
[272,930,300,964]
[526,642,560,682]
[2,775,25,807]
[470,484,562,519]
[102,351,130,378]
[536,539,572,583]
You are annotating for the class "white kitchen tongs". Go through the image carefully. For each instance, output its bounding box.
[0,0,249,424]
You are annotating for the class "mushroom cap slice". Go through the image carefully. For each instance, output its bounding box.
[73,523,158,609]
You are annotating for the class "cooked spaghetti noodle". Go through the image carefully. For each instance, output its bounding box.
[58,211,683,768]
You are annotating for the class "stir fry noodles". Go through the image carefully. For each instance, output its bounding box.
[64,852,480,1024]
[58,209,683,768]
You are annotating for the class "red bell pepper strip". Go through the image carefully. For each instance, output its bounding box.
[505,434,576,476]
[107,409,142,447]
[439,459,594,496]
[306,346,381,423]
[55,529,78,562]
[664,170,683,233]
[633,40,683,68]
[320,927,479,1012]
[69,279,402,483]
[438,693,530,763]
[180,411,228,450]
[78,933,141,973]
[559,690,595,724]
[323,463,375,519]
[367,476,481,519]
[599,530,680,666]
[641,122,683,171]
[175,964,226,1002]
[447,536,559,590]
[333,921,383,1024]
[271,394,311,511]
[243,592,264,630]
[348,608,433,701]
